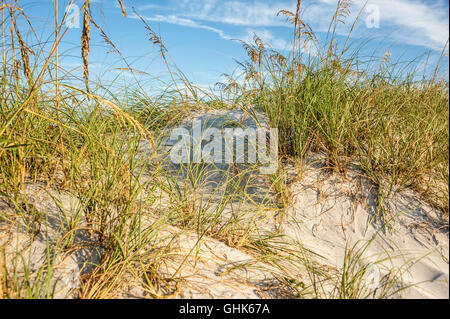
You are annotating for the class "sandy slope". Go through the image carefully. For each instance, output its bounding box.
[282,153,449,298]
[0,109,448,299]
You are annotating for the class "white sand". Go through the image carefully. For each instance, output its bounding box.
[1,109,448,299]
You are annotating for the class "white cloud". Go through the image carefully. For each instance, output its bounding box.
[131,12,293,51]
[302,0,449,51]
[243,29,291,51]
[178,0,294,27]
[130,13,233,40]
[135,0,449,51]
[363,0,449,51]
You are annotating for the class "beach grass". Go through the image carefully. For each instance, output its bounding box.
[0,0,448,299]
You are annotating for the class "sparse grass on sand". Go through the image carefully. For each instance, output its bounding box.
[0,0,448,299]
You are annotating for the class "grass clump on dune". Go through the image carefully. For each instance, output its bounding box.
[0,0,448,299]
[225,0,449,216]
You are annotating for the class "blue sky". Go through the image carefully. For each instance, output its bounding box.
[15,0,450,93]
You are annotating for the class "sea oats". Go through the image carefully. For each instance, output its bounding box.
[81,1,90,93]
